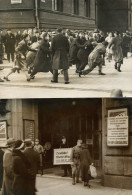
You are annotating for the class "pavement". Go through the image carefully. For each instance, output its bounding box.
[0,55,132,98]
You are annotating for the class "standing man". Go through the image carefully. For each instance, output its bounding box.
[51,28,70,84]
[4,29,16,63]
[24,139,40,194]
[0,147,4,191]
[70,139,82,185]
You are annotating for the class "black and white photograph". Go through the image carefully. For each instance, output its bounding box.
[0,0,132,195]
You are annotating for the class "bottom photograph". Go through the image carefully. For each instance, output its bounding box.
[0,98,132,195]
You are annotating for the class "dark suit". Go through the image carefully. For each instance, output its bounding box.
[4,33,16,62]
[24,147,40,192]
[51,33,69,82]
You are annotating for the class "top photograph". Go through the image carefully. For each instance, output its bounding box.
[0,0,132,98]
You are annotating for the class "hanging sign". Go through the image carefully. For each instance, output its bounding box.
[11,0,22,4]
[0,121,7,147]
[107,108,128,147]
[54,148,72,165]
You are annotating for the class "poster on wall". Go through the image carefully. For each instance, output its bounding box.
[11,0,22,4]
[0,121,7,147]
[23,120,35,142]
[54,148,72,165]
[107,108,128,147]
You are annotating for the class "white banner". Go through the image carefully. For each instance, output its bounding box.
[54,148,72,165]
[11,0,22,4]
[107,116,128,146]
[0,121,7,147]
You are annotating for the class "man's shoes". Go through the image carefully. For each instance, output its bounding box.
[98,72,106,75]
[3,77,10,81]
[117,69,121,72]
[0,78,4,82]
[27,78,30,82]
[51,80,58,83]
[79,71,82,77]
[30,75,35,79]
[65,81,70,84]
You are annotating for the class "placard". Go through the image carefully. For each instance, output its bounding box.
[54,148,72,165]
[107,116,128,146]
[11,0,22,4]
[23,120,35,141]
[108,108,128,117]
[0,121,7,147]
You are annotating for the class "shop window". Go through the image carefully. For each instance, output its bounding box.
[84,0,90,17]
[52,0,63,12]
[73,0,79,15]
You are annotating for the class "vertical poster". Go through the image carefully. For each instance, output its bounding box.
[23,120,35,141]
[107,108,128,147]
[0,121,7,147]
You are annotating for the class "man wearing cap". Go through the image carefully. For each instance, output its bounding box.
[51,28,70,84]
[4,29,16,63]
[70,139,82,185]
[24,139,40,193]
[2,138,16,195]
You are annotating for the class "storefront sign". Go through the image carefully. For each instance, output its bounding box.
[0,121,7,147]
[11,0,22,4]
[54,148,72,165]
[107,116,128,147]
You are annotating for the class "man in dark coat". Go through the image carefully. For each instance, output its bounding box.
[24,139,40,193]
[0,147,4,191]
[51,28,70,84]
[4,29,16,63]
[2,138,16,195]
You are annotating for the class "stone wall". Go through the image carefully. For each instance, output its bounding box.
[102,98,132,189]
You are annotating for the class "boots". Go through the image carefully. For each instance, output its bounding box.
[98,70,106,75]
[117,63,121,72]
[72,174,76,185]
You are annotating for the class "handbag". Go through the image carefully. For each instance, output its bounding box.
[89,165,97,178]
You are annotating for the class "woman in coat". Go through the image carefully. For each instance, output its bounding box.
[12,140,34,195]
[80,144,92,187]
[108,31,123,72]
[30,33,53,80]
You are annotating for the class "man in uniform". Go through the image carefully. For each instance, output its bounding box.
[70,139,82,185]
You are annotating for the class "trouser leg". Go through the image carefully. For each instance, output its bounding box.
[117,63,121,72]
[63,69,69,82]
[53,70,58,82]
[7,53,10,62]
[11,52,14,62]
[115,62,117,69]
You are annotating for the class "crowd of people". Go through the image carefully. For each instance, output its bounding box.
[0,27,131,83]
[0,136,94,194]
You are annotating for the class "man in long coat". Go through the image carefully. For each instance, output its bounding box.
[24,139,40,193]
[51,28,70,84]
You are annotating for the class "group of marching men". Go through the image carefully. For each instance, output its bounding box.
[0,27,131,83]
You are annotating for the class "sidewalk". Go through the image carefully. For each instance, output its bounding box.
[0,56,132,98]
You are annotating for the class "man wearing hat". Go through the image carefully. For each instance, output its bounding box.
[51,28,70,84]
[4,29,16,63]
[2,138,16,195]
[24,139,40,193]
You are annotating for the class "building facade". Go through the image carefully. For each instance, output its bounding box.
[0,0,96,30]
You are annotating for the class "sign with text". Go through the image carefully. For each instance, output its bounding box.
[0,121,7,147]
[23,120,35,141]
[11,0,22,4]
[107,116,128,146]
[54,148,72,165]
[108,108,128,117]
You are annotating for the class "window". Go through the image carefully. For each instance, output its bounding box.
[52,0,63,12]
[84,0,90,17]
[73,0,79,15]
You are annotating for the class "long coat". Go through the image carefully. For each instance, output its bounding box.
[24,147,40,191]
[51,33,69,70]
[80,148,92,182]
[33,39,52,72]
[12,149,34,195]
[88,43,106,69]
[0,149,4,189]
[109,36,123,64]
[2,149,14,195]
[4,33,16,53]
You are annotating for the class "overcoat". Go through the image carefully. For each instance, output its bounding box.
[33,39,52,72]
[109,36,123,64]
[4,33,16,53]
[80,148,92,182]
[12,149,34,195]
[0,149,4,189]
[88,43,106,69]
[51,33,69,70]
